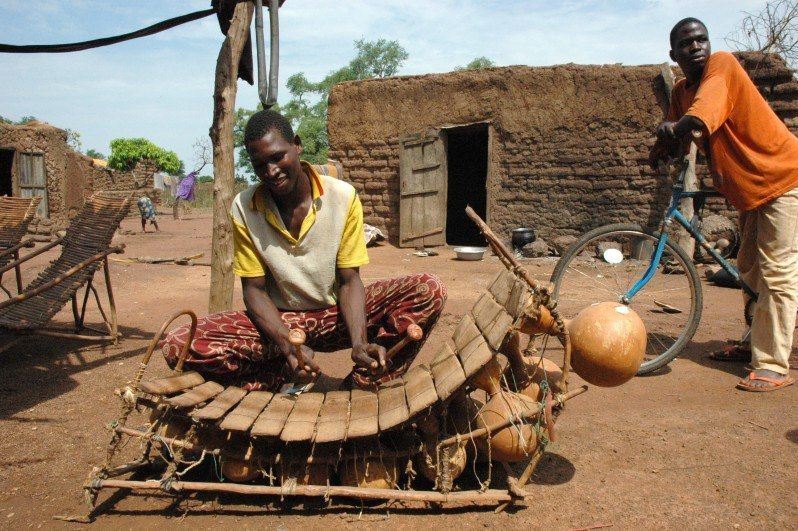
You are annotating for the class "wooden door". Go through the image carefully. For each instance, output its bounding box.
[17,153,48,218]
[399,133,446,247]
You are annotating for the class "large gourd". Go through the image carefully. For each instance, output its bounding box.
[568,301,646,387]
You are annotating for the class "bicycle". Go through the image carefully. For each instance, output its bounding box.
[550,132,756,375]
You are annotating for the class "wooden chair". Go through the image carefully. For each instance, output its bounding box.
[0,196,42,297]
[0,194,130,347]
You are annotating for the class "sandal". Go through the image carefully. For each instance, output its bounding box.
[736,371,795,392]
[709,344,752,362]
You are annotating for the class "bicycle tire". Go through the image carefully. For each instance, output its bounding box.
[551,223,703,375]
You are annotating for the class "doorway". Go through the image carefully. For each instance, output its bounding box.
[444,124,488,246]
[0,149,13,197]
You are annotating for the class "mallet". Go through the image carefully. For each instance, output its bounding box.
[282,328,316,396]
[384,324,424,360]
[288,328,308,371]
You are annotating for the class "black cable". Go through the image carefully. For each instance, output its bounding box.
[0,8,216,53]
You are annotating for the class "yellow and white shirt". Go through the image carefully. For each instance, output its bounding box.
[231,161,369,310]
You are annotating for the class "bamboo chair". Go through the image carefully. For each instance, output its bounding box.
[0,194,130,347]
[0,196,42,297]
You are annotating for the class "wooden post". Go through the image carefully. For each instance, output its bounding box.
[677,144,698,260]
[660,63,697,260]
[208,1,254,313]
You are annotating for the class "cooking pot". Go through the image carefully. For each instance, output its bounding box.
[511,227,536,251]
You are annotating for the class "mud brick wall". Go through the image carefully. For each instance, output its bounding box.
[85,159,159,219]
[328,53,797,246]
[0,122,71,230]
[0,122,158,232]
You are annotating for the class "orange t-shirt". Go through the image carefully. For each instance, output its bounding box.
[668,51,798,211]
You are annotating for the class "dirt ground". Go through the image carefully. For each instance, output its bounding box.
[0,209,796,530]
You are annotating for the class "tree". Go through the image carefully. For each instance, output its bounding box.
[726,0,798,67]
[172,137,213,220]
[0,115,38,125]
[197,174,214,183]
[65,129,82,152]
[455,57,496,71]
[107,137,183,174]
[233,38,408,179]
[85,149,105,160]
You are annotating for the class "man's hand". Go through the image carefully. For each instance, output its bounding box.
[285,344,320,384]
[656,121,677,141]
[648,140,672,170]
[351,342,388,375]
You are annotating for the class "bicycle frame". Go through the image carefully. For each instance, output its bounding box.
[622,156,758,303]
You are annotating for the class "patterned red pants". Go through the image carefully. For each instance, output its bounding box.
[160,273,446,391]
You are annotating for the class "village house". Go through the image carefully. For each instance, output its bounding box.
[0,120,158,237]
[327,52,797,248]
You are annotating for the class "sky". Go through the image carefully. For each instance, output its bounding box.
[0,0,766,173]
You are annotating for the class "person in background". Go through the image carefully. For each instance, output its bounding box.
[649,17,797,391]
[136,195,160,233]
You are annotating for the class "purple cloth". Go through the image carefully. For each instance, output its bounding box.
[175,172,197,201]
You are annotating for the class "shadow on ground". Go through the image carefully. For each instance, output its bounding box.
[0,323,151,418]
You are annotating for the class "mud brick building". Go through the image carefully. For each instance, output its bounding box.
[0,121,158,236]
[328,52,797,247]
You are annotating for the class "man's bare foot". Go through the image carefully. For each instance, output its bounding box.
[736,369,795,392]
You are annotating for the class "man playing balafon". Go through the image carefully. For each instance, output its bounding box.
[650,18,797,391]
[161,110,446,391]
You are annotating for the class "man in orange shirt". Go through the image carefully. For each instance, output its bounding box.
[650,18,797,391]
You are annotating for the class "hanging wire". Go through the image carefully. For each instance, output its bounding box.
[0,9,216,54]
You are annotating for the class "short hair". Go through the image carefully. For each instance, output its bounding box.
[244,109,294,144]
[670,17,708,48]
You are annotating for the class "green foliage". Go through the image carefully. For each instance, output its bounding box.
[197,174,214,183]
[455,57,497,71]
[233,38,408,178]
[65,129,82,152]
[0,115,38,125]
[107,137,183,174]
[85,149,105,160]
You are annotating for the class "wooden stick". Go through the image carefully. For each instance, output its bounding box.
[0,238,35,262]
[437,386,588,448]
[102,258,119,343]
[288,328,308,370]
[0,245,124,311]
[465,206,543,293]
[25,330,119,341]
[495,447,545,513]
[0,236,64,276]
[143,310,198,378]
[87,479,519,504]
[385,323,423,359]
[13,250,22,293]
[208,1,254,313]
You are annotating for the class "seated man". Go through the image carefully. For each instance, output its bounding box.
[161,110,446,391]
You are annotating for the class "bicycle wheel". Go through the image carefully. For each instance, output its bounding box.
[551,223,702,374]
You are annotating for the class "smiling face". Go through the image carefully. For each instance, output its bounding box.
[670,21,711,84]
[246,129,304,197]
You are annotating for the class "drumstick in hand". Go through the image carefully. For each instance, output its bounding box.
[288,329,313,376]
[384,324,423,359]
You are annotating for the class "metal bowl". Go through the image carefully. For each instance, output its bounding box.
[453,246,487,261]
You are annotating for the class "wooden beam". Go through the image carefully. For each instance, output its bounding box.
[208,1,254,313]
